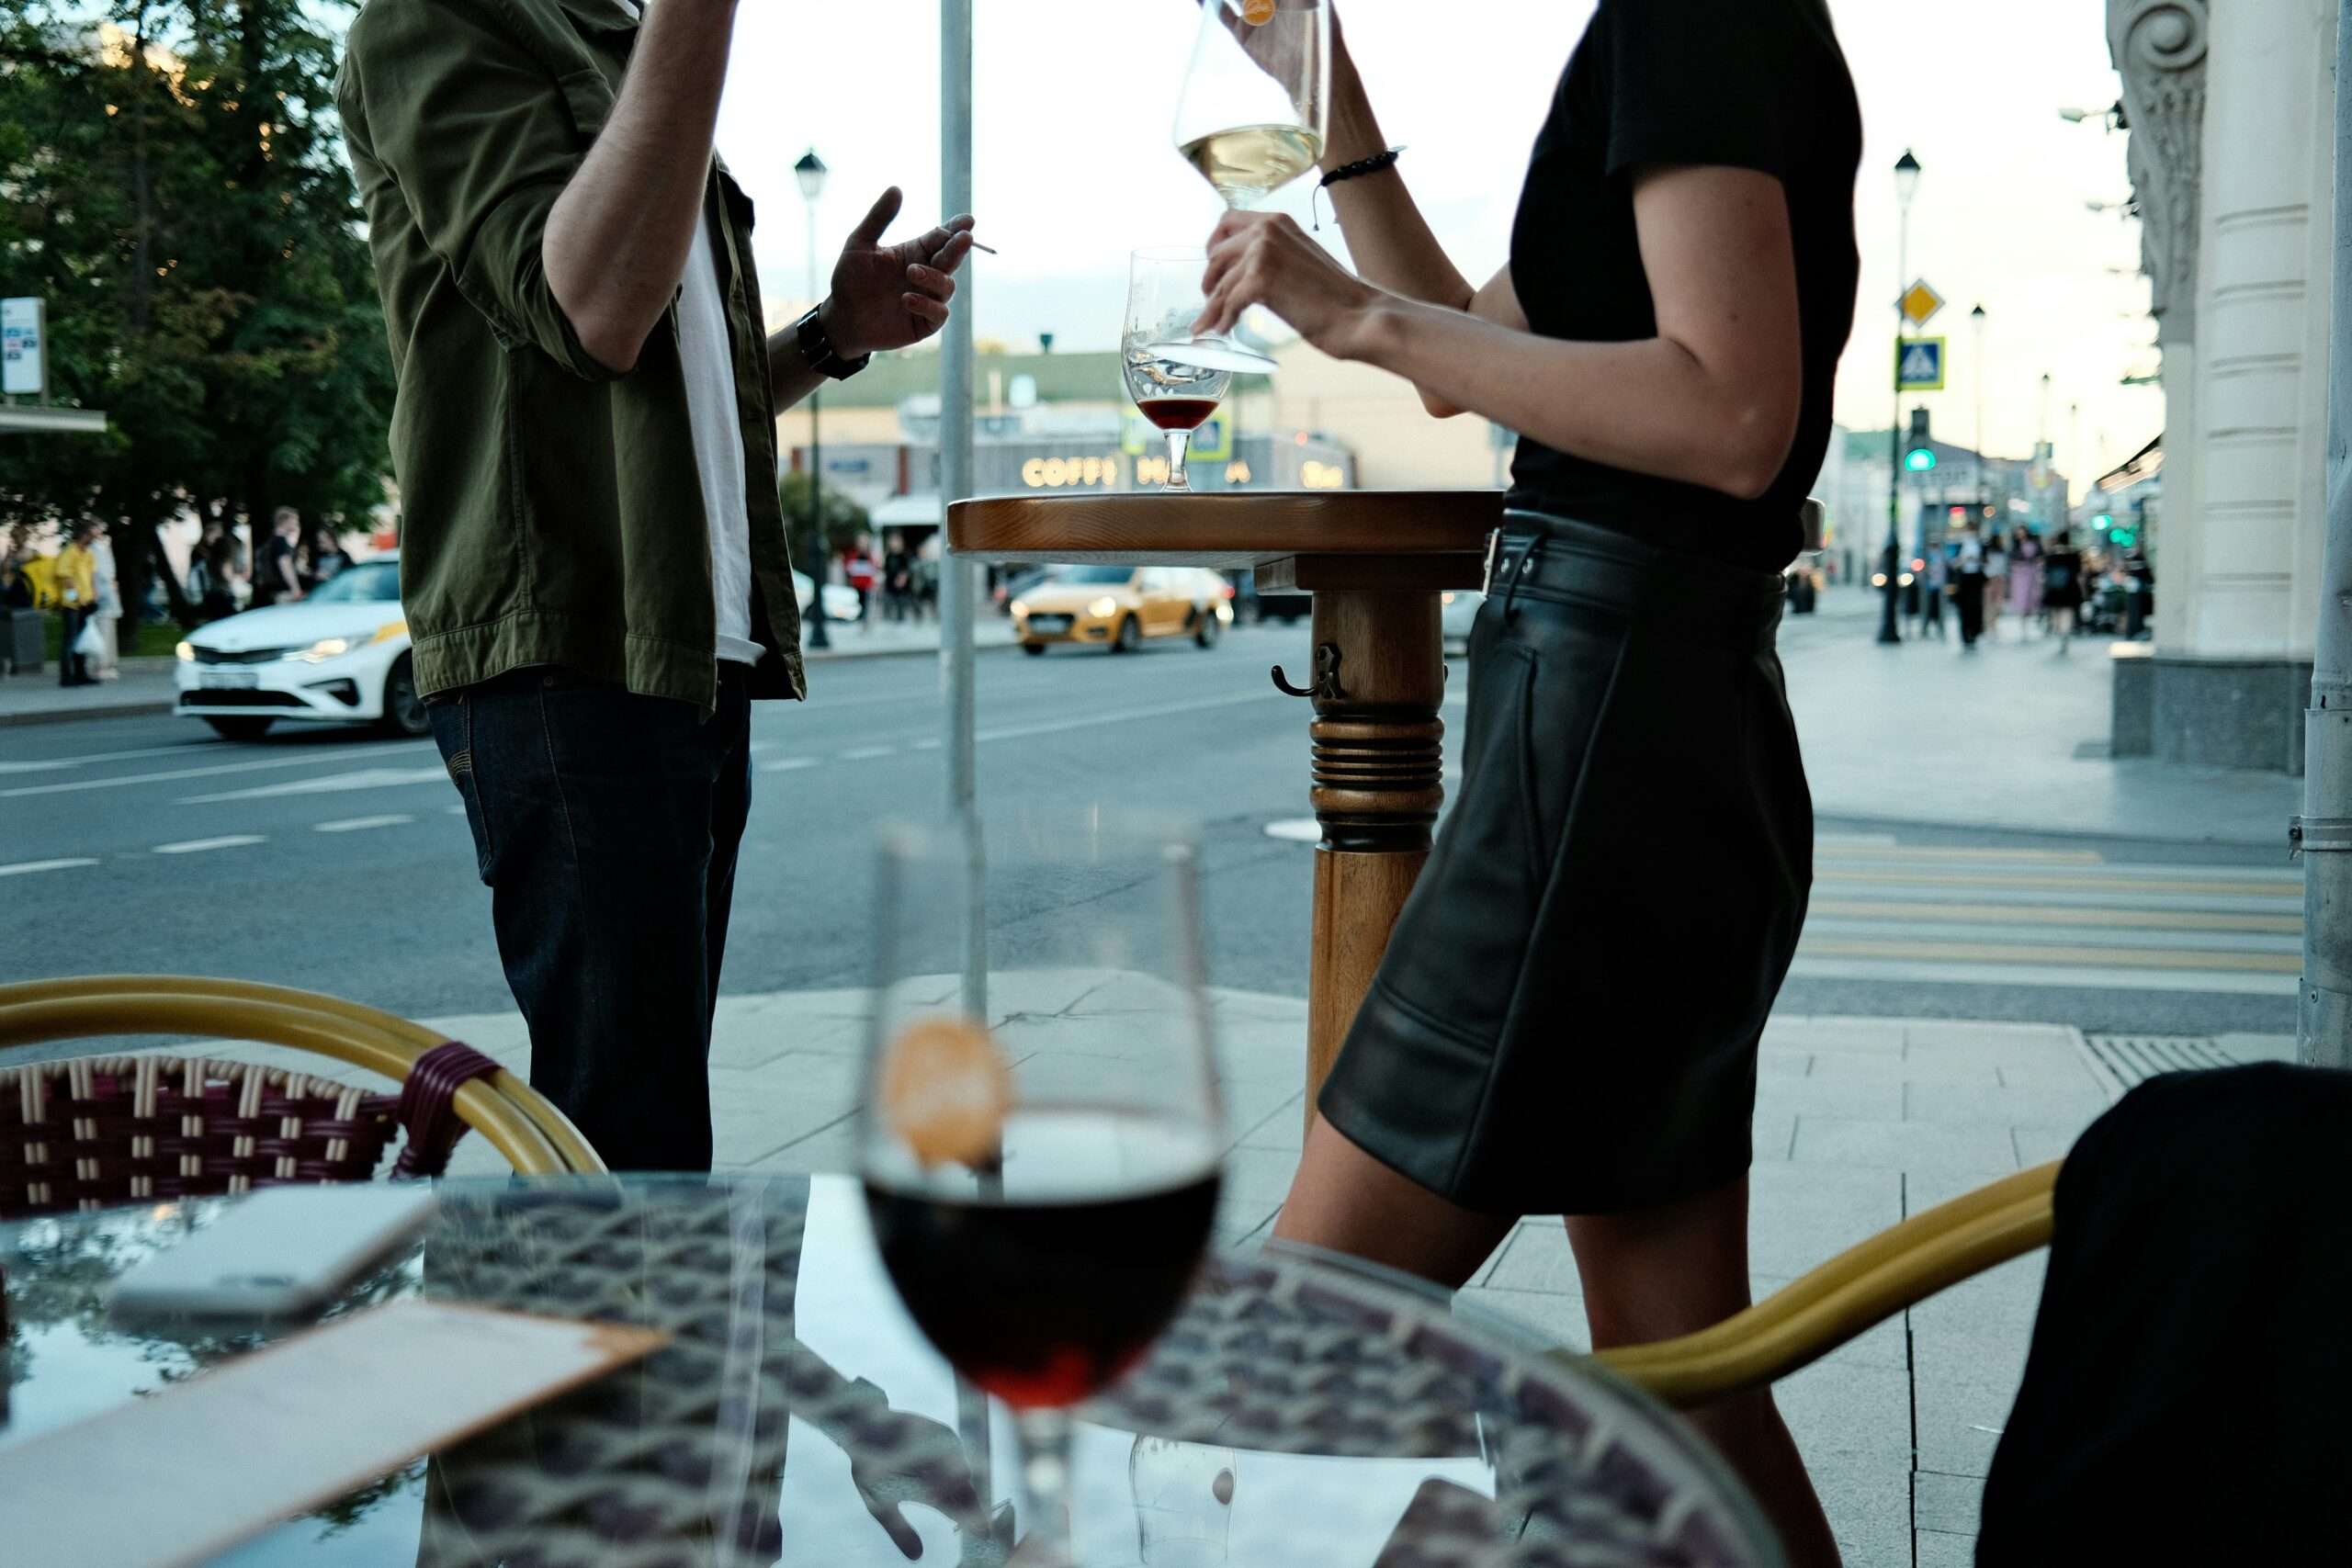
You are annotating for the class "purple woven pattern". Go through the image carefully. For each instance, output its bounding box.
[390,1041,503,1180]
[406,1182,1769,1568]
[0,1055,398,1219]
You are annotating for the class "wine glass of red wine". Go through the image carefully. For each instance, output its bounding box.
[861,813,1224,1565]
[1124,247,1238,492]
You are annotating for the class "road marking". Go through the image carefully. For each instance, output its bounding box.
[1787,955,2298,998]
[178,765,449,804]
[1796,935,2302,974]
[1,744,414,799]
[974,688,1283,744]
[0,742,208,775]
[314,815,415,833]
[910,737,943,750]
[1799,917,2298,955]
[839,745,898,761]
[1815,866,2300,898]
[762,757,820,773]
[0,857,100,877]
[447,804,469,816]
[1264,818,1319,843]
[1808,897,2301,934]
[153,835,267,855]
[1815,843,2105,865]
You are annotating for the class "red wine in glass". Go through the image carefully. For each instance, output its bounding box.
[1136,398,1222,434]
[865,1107,1220,1409]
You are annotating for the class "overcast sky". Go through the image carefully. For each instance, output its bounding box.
[717,0,2154,488]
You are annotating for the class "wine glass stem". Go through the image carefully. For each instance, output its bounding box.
[1164,429,1194,492]
[1015,1405,1075,1562]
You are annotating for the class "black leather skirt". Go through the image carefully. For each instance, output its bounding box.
[1317,513,1812,1216]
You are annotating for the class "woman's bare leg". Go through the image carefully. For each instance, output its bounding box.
[1273,1115,1516,1290]
[1566,1177,1841,1567]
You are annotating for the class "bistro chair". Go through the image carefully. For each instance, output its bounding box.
[0,976,607,1219]
[1589,1160,2060,1409]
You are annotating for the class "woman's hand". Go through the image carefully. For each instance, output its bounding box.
[820,186,976,359]
[1193,209,1384,359]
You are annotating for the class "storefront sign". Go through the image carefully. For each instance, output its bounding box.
[1,298,43,397]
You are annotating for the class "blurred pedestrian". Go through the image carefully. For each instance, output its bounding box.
[846,547,876,625]
[340,0,973,1171]
[2008,527,2043,626]
[2123,549,2154,639]
[1198,0,1858,1558]
[187,519,242,623]
[1953,527,1986,647]
[881,531,912,622]
[1983,527,2007,639]
[305,525,353,590]
[53,523,99,686]
[1,525,34,610]
[1919,543,1947,637]
[88,524,122,680]
[2042,529,2084,651]
[253,508,306,606]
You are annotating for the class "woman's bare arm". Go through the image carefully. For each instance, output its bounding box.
[1198,164,1804,501]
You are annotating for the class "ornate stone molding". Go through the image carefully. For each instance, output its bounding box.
[2110,0,2210,340]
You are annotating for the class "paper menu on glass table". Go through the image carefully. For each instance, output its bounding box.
[0,1298,665,1568]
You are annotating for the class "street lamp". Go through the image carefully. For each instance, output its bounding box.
[796,149,831,649]
[1970,304,1988,519]
[1881,150,1922,645]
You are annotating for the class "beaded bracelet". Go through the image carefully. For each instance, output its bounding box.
[1312,146,1405,230]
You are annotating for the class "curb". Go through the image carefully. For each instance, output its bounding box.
[0,696,177,728]
[802,636,1020,663]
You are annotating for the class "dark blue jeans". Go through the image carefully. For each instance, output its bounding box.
[429,667,752,1172]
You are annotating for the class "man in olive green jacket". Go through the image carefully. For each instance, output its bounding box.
[339,0,972,1169]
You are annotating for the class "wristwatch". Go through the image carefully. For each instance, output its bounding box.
[796,305,870,381]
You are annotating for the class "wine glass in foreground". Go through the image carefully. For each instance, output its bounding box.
[1125,248,1236,493]
[1173,0,1331,211]
[861,814,1225,1565]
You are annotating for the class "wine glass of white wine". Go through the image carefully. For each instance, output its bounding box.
[1159,0,1332,377]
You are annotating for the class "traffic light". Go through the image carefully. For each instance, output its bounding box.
[1904,408,1936,472]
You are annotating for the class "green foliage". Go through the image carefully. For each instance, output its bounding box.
[777,468,871,558]
[0,0,390,615]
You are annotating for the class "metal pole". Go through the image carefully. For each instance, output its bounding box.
[1881,184,1912,644]
[805,199,831,649]
[1972,305,1988,518]
[2296,0,2352,1066]
[940,0,984,1023]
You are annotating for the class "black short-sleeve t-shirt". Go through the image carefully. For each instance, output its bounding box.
[1506,0,1861,571]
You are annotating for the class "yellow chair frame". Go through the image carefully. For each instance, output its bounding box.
[1589,1161,2060,1409]
[0,976,605,1177]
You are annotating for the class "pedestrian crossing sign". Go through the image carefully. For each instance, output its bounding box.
[1896,337,1946,391]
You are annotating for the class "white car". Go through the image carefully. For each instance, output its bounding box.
[175,556,422,740]
[793,569,865,624]
[1442,587,1484,654]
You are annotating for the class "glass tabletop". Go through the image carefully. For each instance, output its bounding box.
[0,1176,1781,1568]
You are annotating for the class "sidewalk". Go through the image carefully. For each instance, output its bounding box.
[176,976,2256,1566]
[1783,586,2301,847]
[0,619,1019,728]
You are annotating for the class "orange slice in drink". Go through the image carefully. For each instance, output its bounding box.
[880,1016,1012,1168]
[1242,0,1276,23]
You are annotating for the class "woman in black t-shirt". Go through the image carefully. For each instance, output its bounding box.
[1198,5,1855,1558]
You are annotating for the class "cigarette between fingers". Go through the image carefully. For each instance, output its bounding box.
[968,240,998,254]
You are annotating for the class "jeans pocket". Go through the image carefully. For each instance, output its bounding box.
[429,700,497,885]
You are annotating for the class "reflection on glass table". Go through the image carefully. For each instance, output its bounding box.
[0,1176,1783,1567]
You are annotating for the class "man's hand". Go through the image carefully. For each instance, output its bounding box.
[1193,209,1382,359]
[819,187,976,360]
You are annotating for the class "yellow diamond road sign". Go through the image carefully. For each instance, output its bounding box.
[1901,279,1944,328]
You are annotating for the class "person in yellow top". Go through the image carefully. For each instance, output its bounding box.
[52,524,100,687]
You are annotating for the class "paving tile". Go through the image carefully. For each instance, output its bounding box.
[708,1010,862,1068]
[1747,1161,1904,1278]
[1900,1081,2107,1131]
[1236,1094,1307,1153]
[709,1055,864,1166]
[1761,1017,1906,1055]
[1913,1471,1985,1536]
[1790,1117,2020,1177]
[1771,1359,1913,1568]
[1910,1335,2027,1479]
[1993,1056,2107,1092]
[1808,1051,2001,1086]
[1487,1222,1581,1294]
[1455,1285,1589,1353]
[1755,1076,1905,1122]
[1916,1528,1979,1568]
[1907,1252,2045,1340]
[1218,1144,1306,1207]
[745,1115,862,1177]
[1758,1047,1813,1077]
[1749,1112,1798,1163]
[1750,1274,1907,1371]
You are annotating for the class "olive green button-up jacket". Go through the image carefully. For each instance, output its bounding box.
[337,0,805,713]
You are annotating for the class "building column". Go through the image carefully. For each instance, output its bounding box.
[2111,0,2338,772]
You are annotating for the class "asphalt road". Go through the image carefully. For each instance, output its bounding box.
[0,616,2299,1045]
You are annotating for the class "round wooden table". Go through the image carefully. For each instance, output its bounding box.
[949,492,1501,1117]
[0,1177,1779,1566]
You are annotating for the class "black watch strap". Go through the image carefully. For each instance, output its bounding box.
[797,306,870,381]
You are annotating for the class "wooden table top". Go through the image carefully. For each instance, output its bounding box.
[946,491,1502,568]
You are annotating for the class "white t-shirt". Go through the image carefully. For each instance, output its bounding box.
[612,0,758,666]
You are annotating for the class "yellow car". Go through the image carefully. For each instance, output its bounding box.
[1011,565,1232,654]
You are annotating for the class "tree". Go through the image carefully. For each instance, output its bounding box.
[0,0,390,626]
[778,469,871,562]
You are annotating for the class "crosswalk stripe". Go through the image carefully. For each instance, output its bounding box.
[1815,866,2299,898]
[1800,917,2298,955]
[1813,843,2104,865]
[1807,897,2301,934]
[1796,935,2302,974]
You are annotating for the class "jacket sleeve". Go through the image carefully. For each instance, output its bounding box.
[341,0,621,381]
